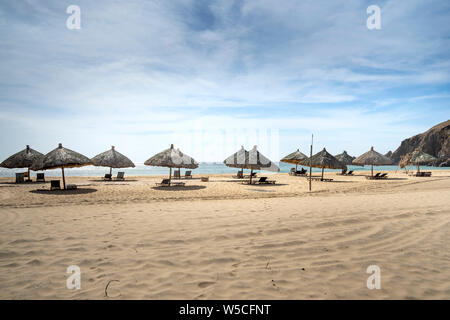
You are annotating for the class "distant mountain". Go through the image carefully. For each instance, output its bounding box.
[384,151,393,159]
[391,120,450,167]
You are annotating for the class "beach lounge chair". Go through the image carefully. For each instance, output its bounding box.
[245,172,257,179]
[155,179,185,187]
[234,171,244,179]
[50,180,61,190]
[173,170,181,179]
[422,171,432,177]
[366,173,381,180]
[308,177,333,182]
[378,173,388,179]
[115,172,125,180]
[255,177,276,184]
[36,173,45,182]
[346,170,354,176]
[15,173,25,184]
[184,171,192,179]
[67,184,77,190]
[104,174,112,181]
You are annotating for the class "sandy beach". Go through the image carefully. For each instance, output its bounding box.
[0,170,449,299]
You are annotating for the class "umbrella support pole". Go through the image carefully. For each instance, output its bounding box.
[295,164,298,172]
[27,167,31,181]
[250,169,253,184]
[371,164,373,178]
[321,167,324,181]
[110,167,112,175]
[309,140,313,191]
[62,166,66,190]
[417,164,420,173]
[169,167,172,186]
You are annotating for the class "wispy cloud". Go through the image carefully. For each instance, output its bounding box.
[0,0,449,161]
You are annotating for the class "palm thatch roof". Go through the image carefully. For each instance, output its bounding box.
[399,153,412,169]
[144,144,198,169]
[31,143,92,170]
[352,147,393,166]
[300,148,346,169]
[334,150,355,165]
[280,149,308,165]
[0,145,44,169]
[91,146,135,169]
[409,150,437,165]
[224,146,279,171]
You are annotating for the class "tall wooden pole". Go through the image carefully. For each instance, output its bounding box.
[62,166,66,190]
[169,167,172,186]
[321,167,324,181]
[250,169,254,184]
[27,167,31,181]
[110,167,112,175]
[309,134,313,191]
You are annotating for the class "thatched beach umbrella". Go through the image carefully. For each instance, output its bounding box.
[0,145,44,181]
[300,147,346,180]
[406,150,437,173]
[144,144,198,185]
[334,151,355,166]
[32,143,92,189]
[91,146,135,175]
[280,149,308,171]
[352,146,393,177]
[224,146,279,184]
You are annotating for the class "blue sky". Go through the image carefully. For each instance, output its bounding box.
[0,0,449,162]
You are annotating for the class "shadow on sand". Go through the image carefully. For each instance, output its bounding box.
[30,188,98,195]
[152,185,206,191]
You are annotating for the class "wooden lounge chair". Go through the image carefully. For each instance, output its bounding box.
[50,180,61,190]
[184,171,192,179]
[36,173,45,182]
[378,173,388,179]
[245,172,257,179]
[173,170,181,179]
[115,172,125,181]
[366,173,381,180]
[255,177,276,184]
[15,173,25,184]
[346,170,354,176]
[308,177,333,182]
[234,171,244,179]
[66,184,77,190]
[104,174,112,181]
[155,179,185,187]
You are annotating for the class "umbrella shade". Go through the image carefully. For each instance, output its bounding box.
[91,146,135,174]
[144,144,198,185]
[300,148,346,180]
[1,145,44,169]
[224,146,278,171]
[352,146,393,177]
[224,146,279,183]
[300,148,346,169]
[334,150,355,165]
[280,149,308,166]
[31,143,92,189]
[399,153,412,169]
[409,150,437,165]
[144,144,198,169]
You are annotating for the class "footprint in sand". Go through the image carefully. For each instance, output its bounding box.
[198,281,215,288]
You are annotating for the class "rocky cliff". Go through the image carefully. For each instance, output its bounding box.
[391,120,450,166]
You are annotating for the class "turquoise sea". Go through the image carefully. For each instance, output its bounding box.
[0,162,448,178]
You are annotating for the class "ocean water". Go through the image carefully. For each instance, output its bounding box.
[0,162,447,178]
